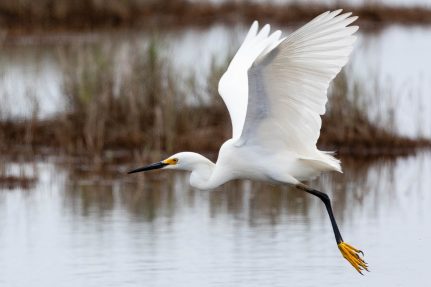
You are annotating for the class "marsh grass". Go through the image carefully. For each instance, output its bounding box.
[58,41,178,157]
[1,0,431,32]
[321,70,429,156]
[32,40,230,161]
[0,155,37,189]
[0,174,36,189]
[0,41,428,163]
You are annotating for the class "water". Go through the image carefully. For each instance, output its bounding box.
[1,16,431,287]
[0,153,430,286]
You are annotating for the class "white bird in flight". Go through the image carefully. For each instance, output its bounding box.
[129,10,368,274]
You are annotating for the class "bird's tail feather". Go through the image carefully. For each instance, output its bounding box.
[300,151,342,173]
[319,151,342,173]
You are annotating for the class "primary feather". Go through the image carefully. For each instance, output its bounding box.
[218,10,358,172]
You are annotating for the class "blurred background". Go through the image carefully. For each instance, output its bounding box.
[0,0,430,286]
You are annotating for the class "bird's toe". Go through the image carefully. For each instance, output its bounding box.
[338,241,369,274]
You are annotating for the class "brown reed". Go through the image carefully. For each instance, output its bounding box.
[0,41,428,161]
[1,0,431,33]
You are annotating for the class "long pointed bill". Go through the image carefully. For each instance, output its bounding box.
[127,161,168,174]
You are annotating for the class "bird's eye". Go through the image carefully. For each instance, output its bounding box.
[173,158,178,164]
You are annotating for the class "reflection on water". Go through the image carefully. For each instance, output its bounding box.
[0,153,430,286]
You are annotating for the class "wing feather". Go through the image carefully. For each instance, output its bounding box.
[241,11,358,169]
[218,23,283,139]
[218,11,358,172]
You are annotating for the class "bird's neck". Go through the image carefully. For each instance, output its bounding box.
[187,154,217,190]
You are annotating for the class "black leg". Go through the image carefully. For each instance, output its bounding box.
[296,183,343,244]
[295,183,369,274]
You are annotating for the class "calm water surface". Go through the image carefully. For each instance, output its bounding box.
[1,17,431,287]
[0,153,430,286]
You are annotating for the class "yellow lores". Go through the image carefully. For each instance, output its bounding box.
[338,242,369,274]
[162,158,178,165]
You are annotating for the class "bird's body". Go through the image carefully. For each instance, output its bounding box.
[129,10,369,274]
[171,140,336,190]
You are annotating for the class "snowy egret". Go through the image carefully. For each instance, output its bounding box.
[129,10,368,274]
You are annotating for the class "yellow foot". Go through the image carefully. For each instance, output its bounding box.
[338,242,369,274]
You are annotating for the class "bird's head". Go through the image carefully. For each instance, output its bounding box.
[127,152,210,174]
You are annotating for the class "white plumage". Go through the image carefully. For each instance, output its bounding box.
[129,10,368,273]
[130,8,360,195]
[219,9,357,176]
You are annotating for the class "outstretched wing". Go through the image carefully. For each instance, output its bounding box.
[239,10,358,156]
[218,21,284,139]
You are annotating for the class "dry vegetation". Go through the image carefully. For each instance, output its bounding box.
[1,0,431,32]
[0,42,230,160]
[0,41,428,162]
[320,71,430,156]
[0,156,37,189]
[0,174,36,189]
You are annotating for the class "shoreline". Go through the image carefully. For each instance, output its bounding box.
[1,2,431,34]
[1,116,430,160]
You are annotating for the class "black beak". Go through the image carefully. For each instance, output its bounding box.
[127,161,168,174]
